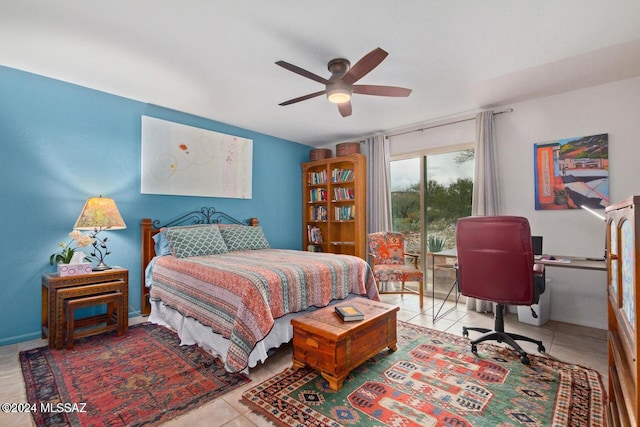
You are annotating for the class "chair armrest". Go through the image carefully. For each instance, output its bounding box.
[533,263,544,276]
[533,263,546,301]
[404,252,420,268]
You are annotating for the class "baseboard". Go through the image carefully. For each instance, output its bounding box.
[1,310,143,346]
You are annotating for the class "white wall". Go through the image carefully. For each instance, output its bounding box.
[387,76,640,329]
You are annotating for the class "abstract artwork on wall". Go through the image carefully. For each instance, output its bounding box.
[141,116,253,199]
[533,133,608,210]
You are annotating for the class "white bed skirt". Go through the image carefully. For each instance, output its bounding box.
[148,294,359,373]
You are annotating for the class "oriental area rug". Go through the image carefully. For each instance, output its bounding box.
[242,321,606,427]
[20,322,250,426]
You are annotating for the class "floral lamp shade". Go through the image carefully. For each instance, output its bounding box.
[74,197,126,231]
[73,196,126,270]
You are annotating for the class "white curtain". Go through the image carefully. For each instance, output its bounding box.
[467,110,501,312]
[472,110,501,216]
[364,134,393,234]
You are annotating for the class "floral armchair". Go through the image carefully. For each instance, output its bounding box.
[368,231,424,308]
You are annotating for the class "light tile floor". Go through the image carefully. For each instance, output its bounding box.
[0,294,608,426]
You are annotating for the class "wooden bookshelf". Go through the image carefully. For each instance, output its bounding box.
[605,195,640,427]
[302,153,366,259]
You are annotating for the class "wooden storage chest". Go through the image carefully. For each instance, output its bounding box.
[291,298,398,390]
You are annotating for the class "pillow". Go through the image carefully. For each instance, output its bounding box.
[220,226,270,251]
[165,224,228,258]
[152,228,171,256]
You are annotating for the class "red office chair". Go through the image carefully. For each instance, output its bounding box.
[368,231,424,308]
[456,216,546,364]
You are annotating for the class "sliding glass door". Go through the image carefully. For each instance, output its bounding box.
[424,149,474,253]
[390,157,421,253]
[390,147,474,298]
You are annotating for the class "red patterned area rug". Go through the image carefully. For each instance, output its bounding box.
[242,321,606,427]
[20,322,250,426]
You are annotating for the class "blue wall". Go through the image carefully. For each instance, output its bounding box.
[0,66,311,345]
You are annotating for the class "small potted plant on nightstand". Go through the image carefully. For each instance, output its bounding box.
[50,230,94,276]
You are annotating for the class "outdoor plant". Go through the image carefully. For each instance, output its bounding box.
[427,235,446,252]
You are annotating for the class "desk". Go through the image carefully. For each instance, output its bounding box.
[538,256,606,271]
[427,251,605,322]
[428,249,459,322]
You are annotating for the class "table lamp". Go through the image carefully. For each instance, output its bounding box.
[73,196,127,270]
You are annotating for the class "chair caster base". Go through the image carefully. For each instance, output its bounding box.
[464,327,544,365]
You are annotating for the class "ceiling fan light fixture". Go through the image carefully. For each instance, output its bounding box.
[277,48,411,115]
[327,87,351,104]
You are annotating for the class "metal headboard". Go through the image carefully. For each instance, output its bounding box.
[152,207,255,229]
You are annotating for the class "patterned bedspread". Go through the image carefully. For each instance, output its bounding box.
[149,249,379,372]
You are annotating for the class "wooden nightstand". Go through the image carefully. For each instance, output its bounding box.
[42,267,128,349]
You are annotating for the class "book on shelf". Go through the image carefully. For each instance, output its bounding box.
[331,168,354,183]
[333,187,355,201]
[307,170,327,185]
[309,205,327,221]
[334,205,355,221]
[307,225,323,243]
[309,188,328,202]
[335,305,364,321]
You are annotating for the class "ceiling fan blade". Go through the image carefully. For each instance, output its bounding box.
[275,60,332,85]
[352,85,412,97]
[342,47,388,85]
[338,101,352,117]
[279,90,326,106]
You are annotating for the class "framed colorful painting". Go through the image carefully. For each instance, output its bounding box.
[533,133,609,210]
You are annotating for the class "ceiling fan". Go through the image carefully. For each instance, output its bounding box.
[276,47,412,117]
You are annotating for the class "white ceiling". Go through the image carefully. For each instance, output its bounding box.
[2,1,640,147]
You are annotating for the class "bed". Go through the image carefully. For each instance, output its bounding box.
[141,207,379,373]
